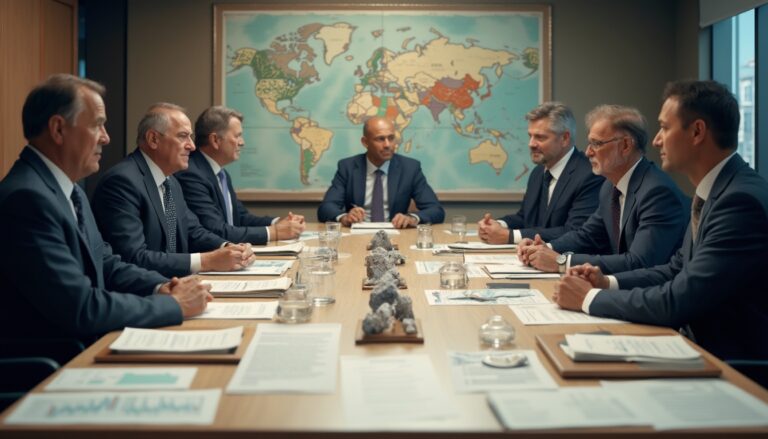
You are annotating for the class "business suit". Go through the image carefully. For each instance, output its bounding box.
[591,155,768,360]
[317,153,445,224]
[551,157,689,274]
[176,150,273,244]
[0,147,180,339]
[499,148,603,242]
[92,150,226,278]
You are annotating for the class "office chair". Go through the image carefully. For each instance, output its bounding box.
[727,360,768,389]
[0,357,59,412]
[0,338,85,366]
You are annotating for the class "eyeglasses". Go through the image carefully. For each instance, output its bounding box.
[157,131,195,143]
[586,136,625,150]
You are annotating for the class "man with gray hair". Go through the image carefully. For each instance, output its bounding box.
[519,104,689,274]
[478,102,603,243]
[0,75,211,341]
[176,106,305,244]
[92,103,256,278]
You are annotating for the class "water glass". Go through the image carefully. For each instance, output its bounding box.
[439,261,468,289]
[451,215,467,243]
[416,224,433,249]
[276,286,312,323]
[308,258,336,306]
[325,221,342,236]
[317,231,340,262]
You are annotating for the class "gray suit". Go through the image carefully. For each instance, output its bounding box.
[0,147,180,340]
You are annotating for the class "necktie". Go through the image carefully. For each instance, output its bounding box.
[371,168,385,222]
[691,195,704,242]
[70,186,88,240]
[162,179,177,253]
[611,187,622,251]
[538,170,553,223]
[218,170,233,226]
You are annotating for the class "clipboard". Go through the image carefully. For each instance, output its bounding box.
[536,333,722,379]
[94,327,255,364]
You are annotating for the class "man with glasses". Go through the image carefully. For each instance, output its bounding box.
[176,106,305,245]
[555,80,768,367]
[92,103,256,278]
[477,102,603,244]
[519,105,688,274]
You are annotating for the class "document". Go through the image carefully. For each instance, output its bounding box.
[483,263,560,279]
[443,229,479,237]
[426,289,550,306]
[191,301,278,320]
[562,334,702,363]
[200,259,294,276]
[410,243,449,251]
[280,231,351,243]
[349,228,400,235]
[463,254,523,265]
[601,379,768,430]
[449,351,557,393]
[227,323,341,394]
[414,261,488,278]
[511,304,627,325]
[251,242,304,256]
[203,277,292,297]
[350,221,395,229]
[448,242,517,251]
[5,389,221,425]
[45,367,197,391]
[341,355,461,430]
[487,387,648,430]
[109,326,243,354]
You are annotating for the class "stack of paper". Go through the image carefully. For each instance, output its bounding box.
[447,242,517,252]
[251,242,305,256]
[350,222,395,229]
[201,259,294,276]
[483,264,560,279]
[203,277,292,298]
[562,334,702,363]
[109,326,244,354]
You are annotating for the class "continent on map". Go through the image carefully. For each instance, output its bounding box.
[371,29,384,38]
[313,22,356,65]
[290,117,334,185]
[469,139,508,175]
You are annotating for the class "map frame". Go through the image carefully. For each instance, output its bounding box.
[213,3,552,202]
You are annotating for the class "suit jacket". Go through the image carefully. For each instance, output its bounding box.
[551,157,689,274]
[317,153,445,224]
[92,150,226,278]
[0,147,180,340]
[592,155,768,361]
[176,150,273,244]
[499,148,603,242]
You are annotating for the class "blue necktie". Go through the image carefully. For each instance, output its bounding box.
[218,170,233,226]
[70,186,88,241]
[371,168,385,222]
[538,170,553,224]
[162,179,177,253]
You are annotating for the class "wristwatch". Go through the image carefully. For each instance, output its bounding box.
[556,252,574,274]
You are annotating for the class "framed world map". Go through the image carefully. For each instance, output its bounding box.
[214,4,551,201]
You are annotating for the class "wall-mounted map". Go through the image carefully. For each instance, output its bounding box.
[215,5,550,200]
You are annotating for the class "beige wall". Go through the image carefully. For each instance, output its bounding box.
[126,0,700,220]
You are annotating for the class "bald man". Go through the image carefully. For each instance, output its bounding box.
[317,117,445,228]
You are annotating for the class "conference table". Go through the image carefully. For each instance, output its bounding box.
[1,224,767,438]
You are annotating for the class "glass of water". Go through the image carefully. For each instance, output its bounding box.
[439,261,468,289]
[318,231,340,262]
[308,257,336,306]
[451,215,467,243]
[416,224,433,249]
[276,286,312,323]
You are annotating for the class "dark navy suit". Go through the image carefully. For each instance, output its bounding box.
[92,150,226,278]
[0,147,180,339]
[317,153,445,224]
[176,150,274,245]
[499,148,603,242]
[551,157,689,274]
[593,155,768,361]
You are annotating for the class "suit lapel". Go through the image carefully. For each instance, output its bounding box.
[132,151,170,240]
[352,155,366,207]
[619,158,648,249]
[196,151,229,219]
[545,153,579,225]
[387,156,401,219]
[695,155,745,245]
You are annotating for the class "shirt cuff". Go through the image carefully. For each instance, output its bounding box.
[265,226,271,242]
[546,242,553,249]
[512,229,522,244]
[409,213,420,225]
[582,288,601,313]
[153,283,164,294]
[497,220,509,229]
[271,217,279,225]
[607,275,619,290]
[335,213,346,222]
[190,253,202,273]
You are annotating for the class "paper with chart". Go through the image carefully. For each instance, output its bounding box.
[191,301,278,320]
[510,304,627,325]
[414,261,487,278]
[487,387,648,430]
[203,278,292,297]
[44,367,196,391]
[425,289,549,306]
[5,389,221,425]
[109,326,243,354]
[601,379,768,430]
[341,355,462,430]
[227,323,341,393]
[200,259,294,275]
[448,351,556,393]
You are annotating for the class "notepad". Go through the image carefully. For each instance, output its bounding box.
[562,334,702,363]
[203,277,292,298]
[200,259,294,276]
[109,326,244,354]
[251,242,304,256]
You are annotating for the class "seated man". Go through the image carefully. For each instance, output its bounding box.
[478,102,602,243]
[92,103,255,278]
[317,116,445,228]
[176,106,305,244]
[519,105,689,274]
[555,80,768,362]
[0,74,211,341]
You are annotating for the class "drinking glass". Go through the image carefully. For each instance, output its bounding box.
[416,224,433,249]
[451,215,467,243]
[276,286,312,323]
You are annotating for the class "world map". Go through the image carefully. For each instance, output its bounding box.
[220,9,546,198]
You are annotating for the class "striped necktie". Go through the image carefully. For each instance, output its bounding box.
[162,179,177,253]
